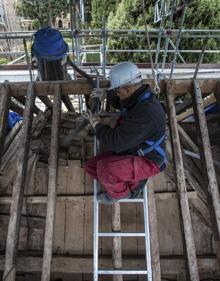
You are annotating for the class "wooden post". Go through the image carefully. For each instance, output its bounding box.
[14,96,41,115]
[3,82,36,281]
[112,202,123,281]
[62,95,75,112]
[10,100,24,116]
[147,184,161,281]
[166,82,199,281]
[192,79,220,265]
[3,121,22,156]
[0,83,11,162]
[41,85,61,281]
[38,96,53,109]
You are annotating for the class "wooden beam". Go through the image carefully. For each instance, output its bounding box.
[176,98,192,114]
[171,79,219,97]
[166,82,199,281]
[0,256,219,276]
[0,191,198,205]
[192,79,220,265]
[178,124,199,153]
[3,121,22,155]
[62,95,75,112]
[112,203,123,281]
[3,82,36,281]
[5,79,219,97]
[41,85,61,281]
[1,63,220,71]
[10,100,24,116]
[38,96,53,109]
[14,96,41,115]
[177,94,216,122]
[0,83,11,162]
[147,184,161,280]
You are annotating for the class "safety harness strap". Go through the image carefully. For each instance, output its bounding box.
[137,135,165,157]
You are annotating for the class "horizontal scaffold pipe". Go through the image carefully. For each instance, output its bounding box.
[2,78,219,97]
[0,29,220,39]
[1,49,220,57]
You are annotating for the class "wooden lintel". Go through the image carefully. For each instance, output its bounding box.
[0,191,198,205]
[3,79,219,97]
[0,256,218,276]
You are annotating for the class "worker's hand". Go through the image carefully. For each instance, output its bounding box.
[90,88,107,101]
[82,110,101,128]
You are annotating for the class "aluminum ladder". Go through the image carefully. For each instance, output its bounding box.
[93,137,152,281]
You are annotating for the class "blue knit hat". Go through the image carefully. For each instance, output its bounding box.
[32,26,69,61]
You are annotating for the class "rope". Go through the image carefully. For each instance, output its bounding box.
[142,0,160,95]
[154,0,166,72]
[170,1,187,78]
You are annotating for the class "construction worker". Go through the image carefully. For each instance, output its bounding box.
[83,62,166,204]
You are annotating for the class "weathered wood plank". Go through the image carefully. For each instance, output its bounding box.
[57,165,68,194]
[41,85,61,281]
[166,82,199,281]
[177,94,216,122]
[10,100,24,116]
[0,83,11,162]
[192,79,220,265]
[3,82,36,281]
[178,124,199,154]
[147,183,161,281]
[14,96,41,115]
[66,160,84,194]
[5,79,219,97]
[121,203,138,256]
[53,201,66,254]
[53,167,67,258]
[62,95,75,112]
[112,202,123,281]
[65,201,84,254]
[3,121,22,155]
[0,256,219,276]
[83,172,94,257]
[0,191,198,205]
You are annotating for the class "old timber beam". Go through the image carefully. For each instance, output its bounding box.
[41,85,61,281]
[166,81,199,281]
[3,79,219,97]
[0,83,11,163]
[3,82,36,281]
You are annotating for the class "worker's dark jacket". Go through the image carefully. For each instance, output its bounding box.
[95,84,166,167]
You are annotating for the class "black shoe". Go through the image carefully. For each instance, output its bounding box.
[97,192,131,205]
[130,179,147,199]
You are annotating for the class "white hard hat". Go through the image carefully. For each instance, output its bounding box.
[108,62,142,90]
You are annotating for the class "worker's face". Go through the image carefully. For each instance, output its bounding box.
[116,86,132,100]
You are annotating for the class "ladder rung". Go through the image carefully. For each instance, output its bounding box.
[98,270,148,275]
[117,198,144,203]
[98,232,145,237]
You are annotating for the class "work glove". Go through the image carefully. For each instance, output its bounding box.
[82,110,101,128]
[90,88,107,101]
